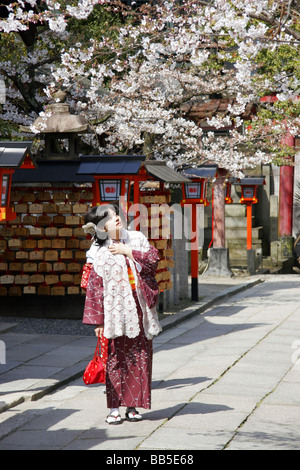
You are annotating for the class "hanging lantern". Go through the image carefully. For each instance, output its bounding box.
[239,177,265,204]
[0,170,14,221]
[180,176,210,302]
[92,177,131,206]
[180,164,217,207]
[225,181,233,204]
[0,142,36,222]
[181,179,209,206]
[99,179,122,202]
[238,176,265,251]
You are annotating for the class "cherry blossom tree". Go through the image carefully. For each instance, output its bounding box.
[0,0,299,177]
[0,1,123,136]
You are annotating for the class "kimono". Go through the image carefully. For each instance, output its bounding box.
[83,229,161,409]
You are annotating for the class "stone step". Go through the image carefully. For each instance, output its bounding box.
[229,257,248,267]
[227,238,262,246]
[225,217,254,228]
[225,226,263,240]
[262,256,294,274]
[229,257,258,268]
[225,204,246,217]
[226,241,262,260]
[227,239,263,248]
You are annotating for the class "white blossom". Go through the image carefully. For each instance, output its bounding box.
[0,0,298,174]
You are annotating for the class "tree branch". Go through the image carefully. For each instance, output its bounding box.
[7,74,43,113]
[248,10,300,42]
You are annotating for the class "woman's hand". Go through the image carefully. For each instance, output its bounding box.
[109,243,133,260]
[94,325,104,338]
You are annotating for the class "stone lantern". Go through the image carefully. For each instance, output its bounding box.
[20,99,90,160]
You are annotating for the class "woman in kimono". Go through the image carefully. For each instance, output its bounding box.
[82,203,161,425]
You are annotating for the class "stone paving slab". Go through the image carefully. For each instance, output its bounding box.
[0,276,262,414]
[0,275,300,450]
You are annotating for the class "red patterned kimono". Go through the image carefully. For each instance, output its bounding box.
[83,244,160,410]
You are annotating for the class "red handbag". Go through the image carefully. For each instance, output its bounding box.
[83,335,106,385]
[81,263,92,289]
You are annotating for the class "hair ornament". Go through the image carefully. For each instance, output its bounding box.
[82,222,97,236]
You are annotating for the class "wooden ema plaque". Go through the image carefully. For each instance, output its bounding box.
[139,189,174,292]
[0,187,93,297]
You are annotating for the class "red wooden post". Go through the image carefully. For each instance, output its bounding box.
[92,180,99,205]
[279,166,294,237]
[246,203,252,250]
[279,165,294,237]
[279,132,295,237]
[213,169,227,248]
[191,203,199,301]
[133,176,140,230]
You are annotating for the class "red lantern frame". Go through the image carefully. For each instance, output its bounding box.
[92,176,131,205]
[225,182,233,204]
[181,178,209,206]
[240,185,259,204]
[0,169,15,222]
[238,177,265,250]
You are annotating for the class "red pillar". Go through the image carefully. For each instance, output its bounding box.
[279,133,295,237]
[191,203,199,301]
[213,169,227,248]
[92,180,99,205]
[246,203,253,250]
[133,176,140,230]
[205,168,232,277]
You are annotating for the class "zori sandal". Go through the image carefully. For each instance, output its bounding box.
[105,410,122,425]
[125,408,142,422]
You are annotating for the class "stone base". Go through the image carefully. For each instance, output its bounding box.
[204,248,233,278]
[279,236,294,259]
[247,249,256,275]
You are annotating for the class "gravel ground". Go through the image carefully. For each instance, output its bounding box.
[0,316,96,336]
[0,299,192,336]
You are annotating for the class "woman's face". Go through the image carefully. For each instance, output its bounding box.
[103,209,122,240]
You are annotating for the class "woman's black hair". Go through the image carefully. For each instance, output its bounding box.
[84,203,121,247]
